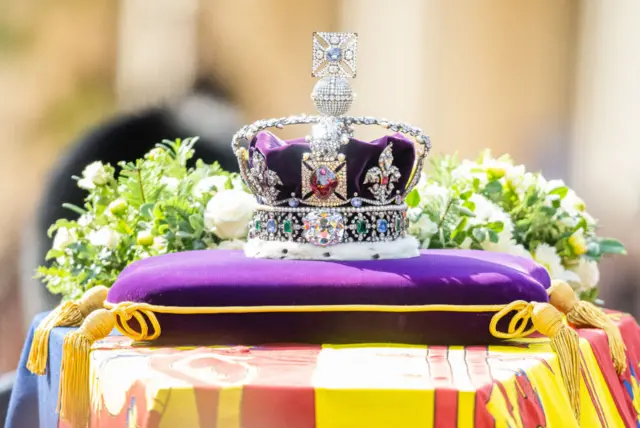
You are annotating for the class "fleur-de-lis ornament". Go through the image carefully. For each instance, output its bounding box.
[364,144,401,202]
[248,151,282,203]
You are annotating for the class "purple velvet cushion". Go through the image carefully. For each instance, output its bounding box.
[108,250,550,345]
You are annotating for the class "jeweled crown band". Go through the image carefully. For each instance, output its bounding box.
[249,204,408,247]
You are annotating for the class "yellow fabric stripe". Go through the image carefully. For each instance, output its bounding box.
[314,344,434,428]
[578,339,625,427]
[217,386,243,428]
[457,391,475,428]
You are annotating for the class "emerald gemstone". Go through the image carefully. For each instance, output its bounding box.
[284,220,293,233]
[357,220,368,234]
[395,217,401,231]
[255,220,262,231]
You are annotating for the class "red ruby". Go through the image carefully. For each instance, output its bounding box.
[311,167,338,199]
[381,176,389,185]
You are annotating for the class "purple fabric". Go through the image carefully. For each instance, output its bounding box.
[249,131,416,201]
[108,249,549,345]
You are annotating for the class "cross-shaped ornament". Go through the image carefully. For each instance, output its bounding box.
[312,32,358,78]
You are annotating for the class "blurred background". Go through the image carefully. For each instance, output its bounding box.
[0,0,638,390]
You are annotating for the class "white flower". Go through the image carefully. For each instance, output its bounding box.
[53,227,77,250]
[562,189,586,213]
[204,189,257,239]
[88,227,120,249]
[152,236,167,252]
[160,177,180,193]
[217,239,246,250]
[407,213,438,240]
[231,177,245,190]
[509,244,533,259]
[568,259,600,292]
[192,175,229,197]
[78,162,110,190]
[469,194,509,224]
[78,214,93,227]
[416,182,449,209]
[533,243,580,282]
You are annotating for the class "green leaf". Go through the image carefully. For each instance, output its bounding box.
[539,206,556,216]
[598,238,627,255]
[486,221,504,233]
[62,203,87,216]
[488,229,499,243]
[140,203,155,220]
[462,200,476,212]
[405,189,420,208]
[549,186,569,199]
[45,249,64,261]
[472,228,487,243]
[459,190,473,200]
[484,180,503,194]
[458,206,476,217]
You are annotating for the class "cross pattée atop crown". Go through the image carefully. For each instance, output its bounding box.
[232,32,431,260]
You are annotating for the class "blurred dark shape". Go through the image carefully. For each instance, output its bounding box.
[21,77,242,312]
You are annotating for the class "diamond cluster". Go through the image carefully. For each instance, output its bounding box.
[249,205,408,247]
[311,76,354,116]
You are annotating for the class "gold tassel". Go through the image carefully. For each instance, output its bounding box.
[27,286,108,375]
[531,302,581,420]
[549,279,626,374]
[58,308,115,428]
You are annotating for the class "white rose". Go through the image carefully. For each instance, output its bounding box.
[217,239,246,250]
[204,189,257,239]
[88,227,120,249]
[192,175,229,197]
[533,243,580,282]
[78,161,110,189]
[568,259,600,293]
[53,227,77,250]
[160,177,180,193]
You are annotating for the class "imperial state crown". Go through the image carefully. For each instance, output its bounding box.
[232,32,432,260]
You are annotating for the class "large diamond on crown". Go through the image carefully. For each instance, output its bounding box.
[303,209,345,246]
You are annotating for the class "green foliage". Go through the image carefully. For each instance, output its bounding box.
[408,152,626,302]
[37,138,244,301]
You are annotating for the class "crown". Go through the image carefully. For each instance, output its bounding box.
[232,32,431,260]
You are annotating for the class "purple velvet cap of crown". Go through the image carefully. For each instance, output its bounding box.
[249,131,416,201]
[107,250,550,345]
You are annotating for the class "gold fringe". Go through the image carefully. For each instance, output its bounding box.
[27,286,108,375]
[549,279,626,374]
[531,302,581,419]
[59,309,115,428]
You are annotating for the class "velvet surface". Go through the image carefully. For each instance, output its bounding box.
[249,131,416,201]
[107,250,550,345]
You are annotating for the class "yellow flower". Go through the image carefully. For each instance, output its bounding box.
[568,229,588,256]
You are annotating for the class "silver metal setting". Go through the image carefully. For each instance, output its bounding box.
[312,32,358,78]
